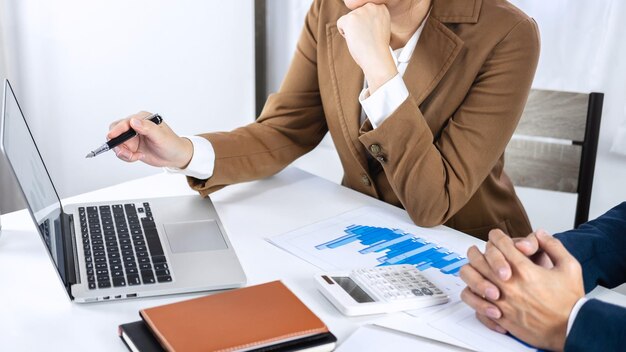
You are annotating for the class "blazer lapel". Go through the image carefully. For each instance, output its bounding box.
[327,23,368,171]
[404,17,464,107]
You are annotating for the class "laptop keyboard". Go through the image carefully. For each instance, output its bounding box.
[79,202,172,290]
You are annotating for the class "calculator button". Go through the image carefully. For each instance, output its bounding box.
[421,288,434,295]
[412,289,424,296]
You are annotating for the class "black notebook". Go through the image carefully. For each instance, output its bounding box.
[118,320,337,352]
[119,321,165,352]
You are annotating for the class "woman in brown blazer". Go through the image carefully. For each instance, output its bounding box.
[109,0,539,240]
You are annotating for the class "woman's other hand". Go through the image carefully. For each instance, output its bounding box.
[108,111,193,169]
[337,3,398,93]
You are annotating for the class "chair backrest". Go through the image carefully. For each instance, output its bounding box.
[504,89,604,228]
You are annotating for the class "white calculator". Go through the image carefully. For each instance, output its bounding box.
[314,264,449,316]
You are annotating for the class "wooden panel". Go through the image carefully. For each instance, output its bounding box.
[517,89,588,142]
[504,138,581,193]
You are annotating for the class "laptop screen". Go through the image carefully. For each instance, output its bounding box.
[1,80,69,286]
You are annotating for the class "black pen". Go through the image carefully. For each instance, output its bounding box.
[85,113,163,158]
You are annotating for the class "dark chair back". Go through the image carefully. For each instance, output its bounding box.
[505,89,604,228]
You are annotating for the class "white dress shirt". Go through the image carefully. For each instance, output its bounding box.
[169,17,427,179]
[566,297,588,337]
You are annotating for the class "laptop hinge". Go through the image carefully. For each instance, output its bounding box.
[62,212,80,295]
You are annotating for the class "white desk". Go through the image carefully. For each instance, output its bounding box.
[0,167,623,351]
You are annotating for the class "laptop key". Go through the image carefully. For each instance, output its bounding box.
[88,282,96,290]
[155,269,170,277]
[141,271,156,284]
[154,263,168,271]
[98,281,111,289]
[157,275,172,283]
[112,277,126,287]
[146,237,164,256]
[152,255,166,263]
[127,275,141,286]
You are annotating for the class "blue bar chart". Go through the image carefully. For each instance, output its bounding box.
[316,225,468,276]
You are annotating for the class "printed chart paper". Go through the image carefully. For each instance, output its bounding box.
[267,206,472,300]
[268,206,535,352]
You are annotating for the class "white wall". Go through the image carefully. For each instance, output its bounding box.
[1,0,255,200]
[268,0,626,234]
[0,0,26,212]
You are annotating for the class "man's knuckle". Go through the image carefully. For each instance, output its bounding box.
[566,259,582,273]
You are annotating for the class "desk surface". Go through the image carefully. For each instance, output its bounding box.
[0,167,623,351]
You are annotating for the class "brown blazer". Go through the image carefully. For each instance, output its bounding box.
[189,0,539,240]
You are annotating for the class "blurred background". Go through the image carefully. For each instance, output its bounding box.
[1,0,626,236]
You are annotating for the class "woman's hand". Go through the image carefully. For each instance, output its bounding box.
[337,3,398,93]
[108,111,193,169]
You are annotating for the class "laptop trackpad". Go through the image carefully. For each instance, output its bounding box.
[163,220,228,253]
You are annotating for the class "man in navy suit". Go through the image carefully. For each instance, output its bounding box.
[459,202,626,351]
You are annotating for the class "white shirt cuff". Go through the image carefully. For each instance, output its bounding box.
[163,135,215,180]
[359,74,410,129]
[566,297,588,336]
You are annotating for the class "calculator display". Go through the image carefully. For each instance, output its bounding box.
[331,276,375,303]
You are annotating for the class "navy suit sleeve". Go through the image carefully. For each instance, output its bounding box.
[564,299,626,352]
[554,202,626,293]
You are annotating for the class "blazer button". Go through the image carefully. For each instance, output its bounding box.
[361,174,371,186]
[369,144,381,154]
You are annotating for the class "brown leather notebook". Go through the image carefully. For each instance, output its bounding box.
[139,281,330,352]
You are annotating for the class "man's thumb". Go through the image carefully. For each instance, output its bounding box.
[536,230,571,267]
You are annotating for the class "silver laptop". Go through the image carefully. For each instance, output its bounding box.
[0,79,246,303]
